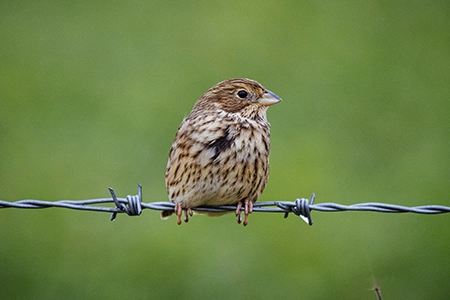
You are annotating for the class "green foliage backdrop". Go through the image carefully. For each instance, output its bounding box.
[1,1,449,299]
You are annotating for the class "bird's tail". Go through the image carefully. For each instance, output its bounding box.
[160,211,173,219]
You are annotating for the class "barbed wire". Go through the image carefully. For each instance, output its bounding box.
[1,184,449,225]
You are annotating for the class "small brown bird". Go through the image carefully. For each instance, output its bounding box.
[163,78,281,226]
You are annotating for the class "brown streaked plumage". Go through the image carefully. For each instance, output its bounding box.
[163,78,281,225]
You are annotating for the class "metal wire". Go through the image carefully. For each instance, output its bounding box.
[1,184,449,225]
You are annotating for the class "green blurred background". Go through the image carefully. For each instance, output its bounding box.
[1,1,449,299]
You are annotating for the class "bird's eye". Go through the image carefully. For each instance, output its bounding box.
[237,90,248,98]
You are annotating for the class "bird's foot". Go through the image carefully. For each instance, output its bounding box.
[174,203,193,225]
[235,199,253,226]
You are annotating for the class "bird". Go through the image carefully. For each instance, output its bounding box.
[163,78,281,226]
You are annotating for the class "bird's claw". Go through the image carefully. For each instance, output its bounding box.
[175,203,193,225]
[236,199,253,226]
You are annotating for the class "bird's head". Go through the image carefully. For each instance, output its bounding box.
[193,78,281,117]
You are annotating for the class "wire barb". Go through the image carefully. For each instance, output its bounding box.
[276,193,315,225]
[109,184,143,221]
[1,185,450,225]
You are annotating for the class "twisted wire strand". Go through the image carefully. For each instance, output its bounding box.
[1,184,449,225]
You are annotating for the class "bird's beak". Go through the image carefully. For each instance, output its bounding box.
[258,89,282,106]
